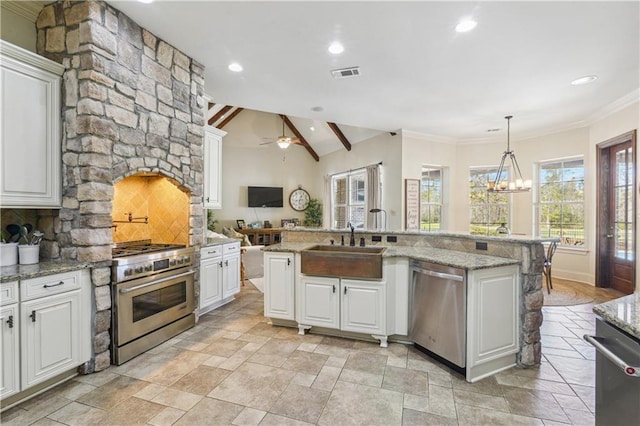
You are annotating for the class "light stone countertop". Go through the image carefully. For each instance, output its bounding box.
[593,293,640,340]
[264,243,520,270]
[203,237,241,247]
[1,260,92,283]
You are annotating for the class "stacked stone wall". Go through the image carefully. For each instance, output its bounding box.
[36,0,206,372]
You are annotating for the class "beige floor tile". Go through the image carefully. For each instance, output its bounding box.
[297,342,318,352]
[292,372,317,387]
[170,365,231,395]
[563,407,595,425]
[207,362,296,411]
[317,380,403,426]
[313,343,354,358]
[552,393,590,412]
[383,365,429,396]
[46,401,107,426]
[202,354,228,367]
[545,355,596,387]
[570,383,595,413]
[151,387,203,411]
[428,370,453,388]
[72,369,120,387]
[46,379,96,401]
[256,338,300,357]
[324,356,347,368]
[148,406,186,426]
[247,351,288,367]
[403,394,429,412]
[387,354,408,368]
[452,374,504,396]
[218,350,253,370]
[402,408,459,425]
[456,403,544,425]
[134,382,167,400]
[344,351,388,375]
[173,397,244,425]
[503,386,570,423]
[270,383,331,423]
[311,365,342,391]
[453,389,510,412]
[427,384,458,418]
[260,413,315,425]
[100,397,166,425]
[281,350,329,375]
[339,368,384,387]
[202,337,249,357]
[76,375,149,410]
[144,350,211,386]
[30,418,66,426]
[519,377,576,396]
[232,407,267,426]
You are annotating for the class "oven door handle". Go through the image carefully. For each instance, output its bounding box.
[119,270,195,295]
[584,334,640,377]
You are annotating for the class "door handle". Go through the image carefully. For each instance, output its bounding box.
[30,310,36,322]
[606,234,613,238]
[584,334,640,377]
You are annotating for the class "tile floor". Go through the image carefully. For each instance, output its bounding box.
[1,283,620,425]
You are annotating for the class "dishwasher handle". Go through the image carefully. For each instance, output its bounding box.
[412,267,464,282]
[584,334,640,377]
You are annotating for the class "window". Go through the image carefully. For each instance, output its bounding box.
[421,167,442,231]
[469,167,510,235]
[537,157,585,246]
[331,170,366,229]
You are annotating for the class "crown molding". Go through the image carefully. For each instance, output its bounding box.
[1,1,45,22]
[584,89,640,125]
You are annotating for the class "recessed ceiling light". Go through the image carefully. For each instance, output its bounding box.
[328,41,344,55]
[310,126,315,131]
[228,62,243,72]
[455,18,477,33]
[571,75,597,85]
[311,106,324,112]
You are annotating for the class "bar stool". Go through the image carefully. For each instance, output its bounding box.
[542,241,558,294]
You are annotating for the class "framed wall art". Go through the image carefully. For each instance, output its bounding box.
[405,179,420,231]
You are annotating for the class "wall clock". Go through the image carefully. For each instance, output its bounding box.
[289,186,310,211]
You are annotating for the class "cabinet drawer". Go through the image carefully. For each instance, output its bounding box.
[201,245,222,260]
[21,271,80,301]
[223,242,241,255]
[0,280,18,305]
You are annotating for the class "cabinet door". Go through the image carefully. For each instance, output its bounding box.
[21,290,81,388]
[264,253,295,320]
[299,276,340,329]
[0,304,20,398]
[341,279,385,334]
[467,265,519,369]
[223,253,241,299]
[200,257,223,310]
[203,126,226,209]
[0,42,63,208]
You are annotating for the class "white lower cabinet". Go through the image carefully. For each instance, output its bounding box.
[298,275,388,347]
[466,264,520,382]
[199,242,241,315]
[264,252,295,320]
[0,270,91,402]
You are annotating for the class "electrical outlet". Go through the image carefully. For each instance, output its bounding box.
[386,235,397,243]
[372,235,382,242]
[476,241,488,250]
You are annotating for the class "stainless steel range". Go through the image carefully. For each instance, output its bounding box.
[111,240,195,365]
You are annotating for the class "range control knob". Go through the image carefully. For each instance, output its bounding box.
[183,256,191,263]
[124,268,133,276]
[169,259,177,266]
[135,266,144,274]
[177,258,184,264]
[144,265,153,272]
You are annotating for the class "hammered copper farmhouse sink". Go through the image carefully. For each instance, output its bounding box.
[300,245,385,279]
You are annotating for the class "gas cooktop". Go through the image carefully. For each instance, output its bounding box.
[111,240,186,258]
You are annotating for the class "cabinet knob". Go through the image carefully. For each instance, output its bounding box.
[332,285,336,293]
[344,286,348,295]
[30,310,36,322]
[6,315,13,328]
[287,258,291,266]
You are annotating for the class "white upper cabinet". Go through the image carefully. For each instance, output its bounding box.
[204,126,226,209]
[0,40,64,208]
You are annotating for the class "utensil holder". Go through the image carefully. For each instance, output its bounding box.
[18,245,39,265]
[0,242,18,266]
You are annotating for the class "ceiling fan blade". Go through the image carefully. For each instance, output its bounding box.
[259,140,276,146]
[290,138,302,145]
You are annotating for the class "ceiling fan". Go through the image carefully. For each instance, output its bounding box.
[260,116,301,149]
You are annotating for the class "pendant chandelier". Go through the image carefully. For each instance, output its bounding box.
[486,115,532,193]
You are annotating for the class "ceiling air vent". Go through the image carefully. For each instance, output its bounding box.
[331,66,361,79]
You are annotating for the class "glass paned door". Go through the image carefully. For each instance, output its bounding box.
[613,147,634,261]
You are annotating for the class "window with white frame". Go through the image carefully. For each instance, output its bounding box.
[537,157,585,246]
[421,167,442,231]
[331,170,366,229]
[469,167,510,235]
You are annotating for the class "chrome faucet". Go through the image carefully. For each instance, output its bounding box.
[347,222,355,246]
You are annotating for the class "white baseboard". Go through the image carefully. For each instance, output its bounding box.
[553,268,594,286]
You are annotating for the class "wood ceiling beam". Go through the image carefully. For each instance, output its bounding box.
[208,102,215,110]
[208,105,232,126]
[218,108,244,129]
[327,122,352,151]
[280,114,320,162]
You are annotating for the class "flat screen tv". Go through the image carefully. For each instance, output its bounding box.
[248,186,283,208]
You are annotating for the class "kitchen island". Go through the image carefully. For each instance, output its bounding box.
[263,228,556,380]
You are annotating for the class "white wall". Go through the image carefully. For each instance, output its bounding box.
[0,6,37,52]
[217,111,322,231]
[318,132,403,230]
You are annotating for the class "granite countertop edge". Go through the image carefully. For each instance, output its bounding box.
[263,243,520,270]
[1,260,92,282]
[593,293,640,340]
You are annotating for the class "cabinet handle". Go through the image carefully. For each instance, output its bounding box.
[344,286,347,295]
[30,310,36,322]
[6,315,13,328]
[218,261,223,267]
[206,197,210,202]
[44,280,64,288]
[332,285,336,293]
[225,260,229,266]
[287,258,291,266]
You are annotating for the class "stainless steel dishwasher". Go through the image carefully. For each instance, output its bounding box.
[409,260,466,370]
